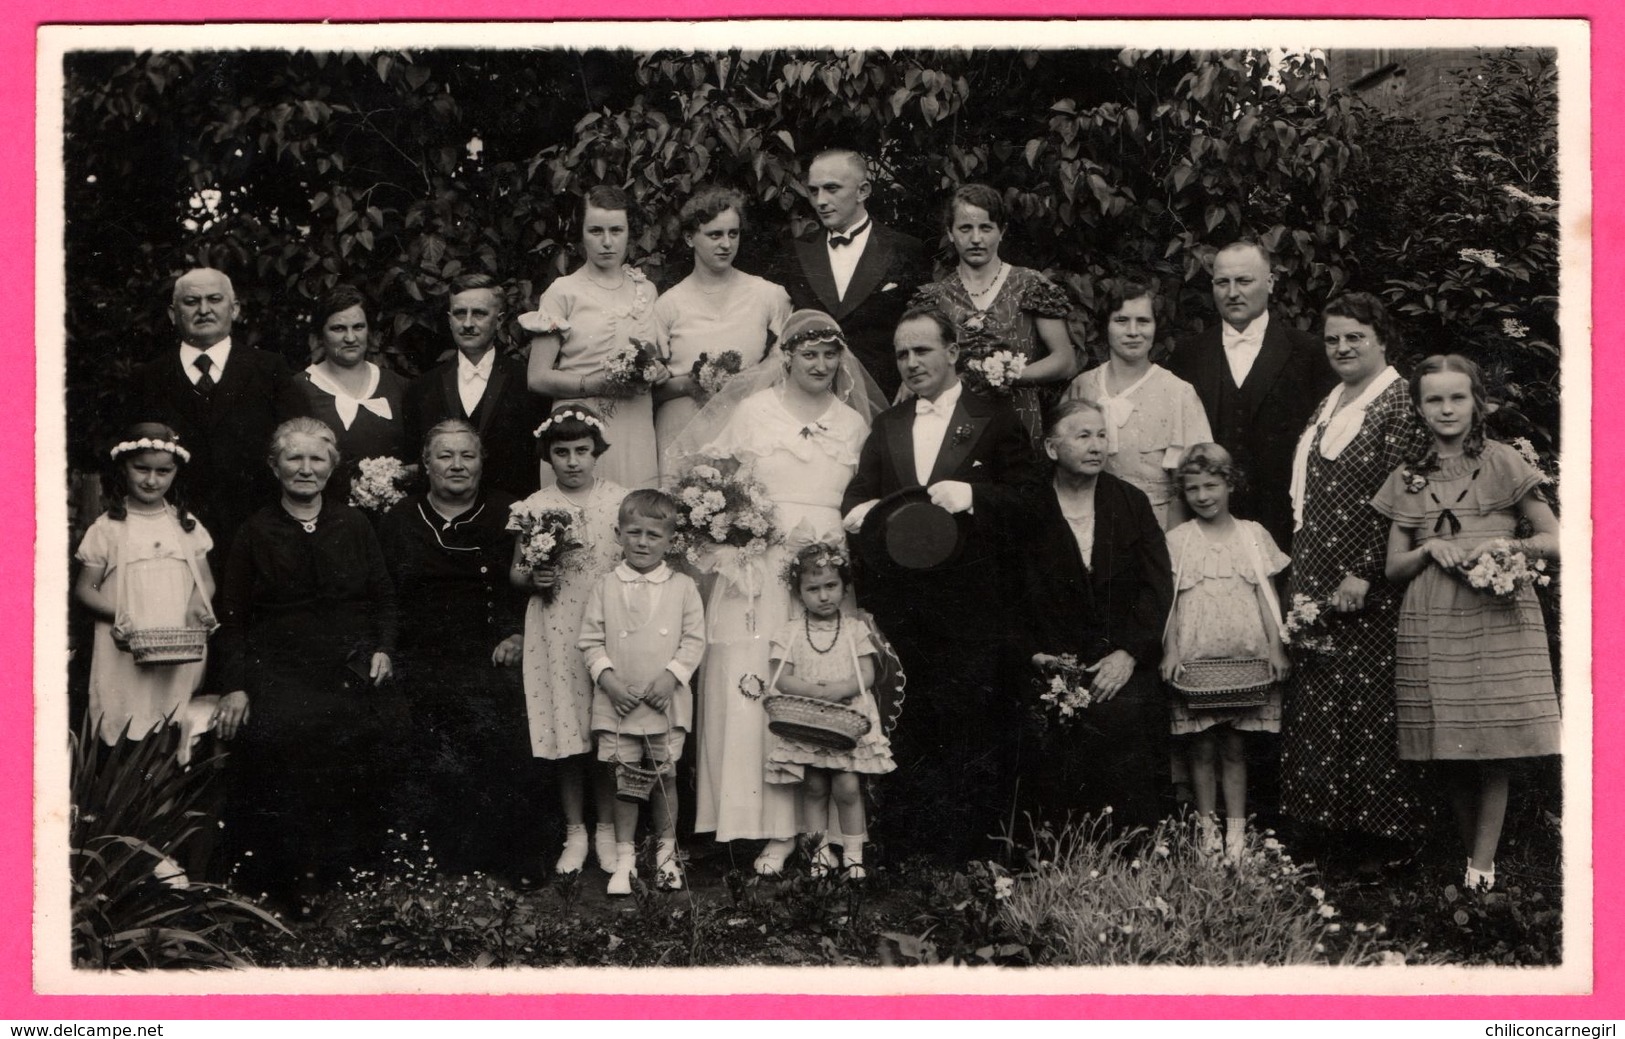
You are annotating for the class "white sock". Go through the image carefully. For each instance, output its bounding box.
[841,833,865,865]
[657,836,678,865]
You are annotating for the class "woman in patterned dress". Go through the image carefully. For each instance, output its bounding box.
[910,182,1079,441]
[1279,293,1432,867]
[522,186,663,490]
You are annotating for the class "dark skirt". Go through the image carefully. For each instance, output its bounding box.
[1027,667,1167,838]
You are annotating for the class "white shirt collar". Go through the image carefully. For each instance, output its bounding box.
[1221,311,1270,349]
[615,561,672,584]
[915,379,964,416]
[180,337,233,378]
[458,348,495,382]
[827,214,873,247]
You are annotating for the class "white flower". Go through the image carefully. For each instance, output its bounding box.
[1501,318,1530,339]
[1309,886,1325,902]
[1318,903,1338,919]
[152,855,190,890]
[1458,247,1503,269]
[993,876,1014,900]
[701,490,727,511]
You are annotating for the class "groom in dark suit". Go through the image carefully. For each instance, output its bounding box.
[1166,242,1335,549]
[842,307,1036,864]
[774,148,928,401]
[125,267,310,568]
[403,273,548,500]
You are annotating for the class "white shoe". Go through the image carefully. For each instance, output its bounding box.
[593,825,618,873]
[606,842,636,896]
[554,827,589,874]
[754,838,796,877]
[1465,861,1496,892]
[655,849,685,891]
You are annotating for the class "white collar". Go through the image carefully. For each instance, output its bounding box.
[305,361,381,403]
[180,337,233,370]
[1221,311,1270,347]
[915,379,964,416]
[827,214,873,246]
[615,561,672,584]
[458,348,495,380]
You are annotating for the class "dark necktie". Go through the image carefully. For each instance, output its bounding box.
[828,218,871,248]
[194,354,216,397]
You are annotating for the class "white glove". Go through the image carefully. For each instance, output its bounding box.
[928,480,974,514]
[843,499,879,533]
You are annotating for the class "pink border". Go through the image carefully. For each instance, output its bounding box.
[11,0,1614,1019]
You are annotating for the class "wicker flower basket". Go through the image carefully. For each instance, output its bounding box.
[615,761,662,804]
[127,626,208,666]
[763,694,871,751]
[1171,657,1273,711]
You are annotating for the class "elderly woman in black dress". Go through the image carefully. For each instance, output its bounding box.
[1018,398,1173,832]
[216,417,397,910]
[377,419,532,877]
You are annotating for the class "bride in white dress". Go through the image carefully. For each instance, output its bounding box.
[663,309,883,875]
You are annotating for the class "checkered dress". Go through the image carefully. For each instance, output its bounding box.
[1280,381,1432,840]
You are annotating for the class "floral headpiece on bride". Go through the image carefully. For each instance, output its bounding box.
[778,309,849,354]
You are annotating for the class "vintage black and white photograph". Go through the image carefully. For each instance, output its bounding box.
[34,18,1592,994]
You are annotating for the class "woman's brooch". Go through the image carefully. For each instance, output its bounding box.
[1400,467,1429,494]
[951,423,973,446]
[799,421,829,440]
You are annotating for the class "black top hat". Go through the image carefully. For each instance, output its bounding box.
[856,486,967,573]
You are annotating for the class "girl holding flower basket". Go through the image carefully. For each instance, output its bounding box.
[509,405,627,874]
[1160,444,1291,862]
[1373,354,1560,892]
[664,309,883,875]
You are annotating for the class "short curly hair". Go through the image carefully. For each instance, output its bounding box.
[679,185,747,234]
[1176,442,1246,494]
[944,182,1007,231]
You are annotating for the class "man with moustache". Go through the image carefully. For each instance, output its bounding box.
[125,267,309,567]
[1167,242,1335,549]
[772,148,928,400]
[842,307,1036,864]
[403,273,548,500]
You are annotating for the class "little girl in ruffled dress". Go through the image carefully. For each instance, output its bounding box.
[763,541,895,879]
[1160,444,1291,862]
[74,422,217,745]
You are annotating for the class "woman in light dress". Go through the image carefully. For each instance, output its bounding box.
[652,185,792,464]
[523,185,664,490]
[663,309,882,875]
[1065,275,1212,530]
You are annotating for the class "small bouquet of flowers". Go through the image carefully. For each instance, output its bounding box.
[963,349,1027,398]
[1459,539,1550,602]
[506,500,583,589]
[690,350,745,404]
[1033,653,1094,727]
[598,337,667,415]
[956,328,1026,398]
[348,456,411,513]
[1280,593,1336,656]
[669,454,779,568]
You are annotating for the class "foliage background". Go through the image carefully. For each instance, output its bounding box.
[62,45,1559,471]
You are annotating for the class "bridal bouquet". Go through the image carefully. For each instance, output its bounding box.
[1032,654,1094,727]
[956,328,1026,398]
[691,350,745,404]
[669,454,779,566]
[1280,593,1336,656]
[1459,539,1550,601]
[348,456,410,513]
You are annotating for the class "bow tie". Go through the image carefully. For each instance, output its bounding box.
[828,218,871,248]
[461,367,489,384]
[915,396,951,418]
[1222,326,1263,351]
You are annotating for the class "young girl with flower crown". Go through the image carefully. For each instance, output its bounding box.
[763,541,895,879]
[509,405,627,874]
[74,422,217,745]
[1160,443,1291,862]
[1373,354,1561,892]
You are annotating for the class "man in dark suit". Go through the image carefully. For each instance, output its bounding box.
[775,149,928,400]
[842,307,1036,864]
[125,267,309,567]
[403,273,547,500]
[1167,242,1335,548]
